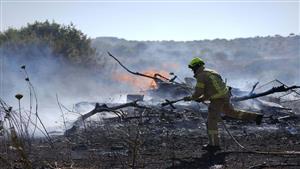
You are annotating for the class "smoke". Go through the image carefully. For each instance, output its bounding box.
[0,43,132,131]
[1,35,299,131]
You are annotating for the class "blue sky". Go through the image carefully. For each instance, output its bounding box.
[1,0,299,40]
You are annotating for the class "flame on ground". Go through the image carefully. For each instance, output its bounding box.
[113,70,170,91]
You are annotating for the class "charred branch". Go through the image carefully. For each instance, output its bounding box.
[65,101,150,135]
[231,85,300,102]
[107,52,164,81]
[107,52,180,85]
[250,82,259,94]
[80,101,149,122]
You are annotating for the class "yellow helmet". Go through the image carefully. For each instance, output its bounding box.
[188,57,205,69]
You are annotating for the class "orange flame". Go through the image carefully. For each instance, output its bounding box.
[113,69,170,91]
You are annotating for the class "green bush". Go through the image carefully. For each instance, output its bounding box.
[0,20,96,65]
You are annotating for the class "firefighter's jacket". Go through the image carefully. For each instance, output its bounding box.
[192,68,228,101]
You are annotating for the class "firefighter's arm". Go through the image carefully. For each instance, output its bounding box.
[192,81,205,100]
[183,81,205,102]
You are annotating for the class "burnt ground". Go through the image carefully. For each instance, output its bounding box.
[1,102,300,169]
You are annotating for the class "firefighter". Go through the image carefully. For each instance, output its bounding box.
[184,57,263,151]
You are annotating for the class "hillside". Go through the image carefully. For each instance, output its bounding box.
[92,35,300,88]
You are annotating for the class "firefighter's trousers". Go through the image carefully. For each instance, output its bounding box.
[207,98,259,146]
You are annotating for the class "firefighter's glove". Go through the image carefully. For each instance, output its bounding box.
[183,96,192,101]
